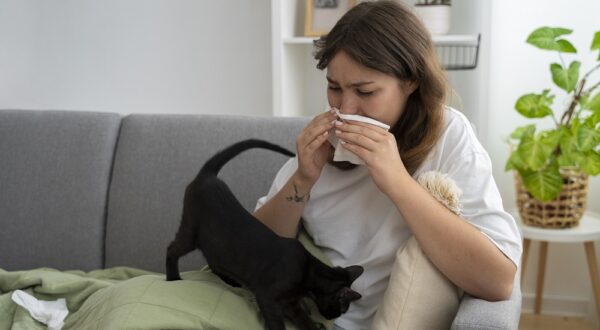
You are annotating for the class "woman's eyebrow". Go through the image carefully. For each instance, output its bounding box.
[326,76,375,87]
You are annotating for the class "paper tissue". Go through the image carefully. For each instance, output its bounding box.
[11,290,69,330]
[327,107,390,165]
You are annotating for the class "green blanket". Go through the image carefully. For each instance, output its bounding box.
[0,233,333,330]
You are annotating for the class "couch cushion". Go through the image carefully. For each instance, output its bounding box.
[105,114,308,272]
[0,109,121,271]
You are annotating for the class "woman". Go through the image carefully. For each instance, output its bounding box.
[254,1,521,329]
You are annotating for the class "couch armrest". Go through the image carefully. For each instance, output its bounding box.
[451,273,521,330]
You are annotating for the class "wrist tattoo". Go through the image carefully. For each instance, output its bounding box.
[285,182,310,203]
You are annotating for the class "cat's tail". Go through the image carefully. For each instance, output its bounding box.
[198,139,295,177]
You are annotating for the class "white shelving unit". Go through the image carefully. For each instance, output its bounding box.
[271,0,482,117]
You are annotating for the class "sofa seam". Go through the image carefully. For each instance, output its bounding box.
[101,114,124,269]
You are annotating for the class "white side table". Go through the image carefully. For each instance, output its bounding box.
[515,211,600,319]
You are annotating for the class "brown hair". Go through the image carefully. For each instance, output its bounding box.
[314,0,447,175]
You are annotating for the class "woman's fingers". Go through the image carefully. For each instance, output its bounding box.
[306,119,335,145]
[298,111,336,149]
[294,111,338,184]
[334,120,386,151]
[309,128,331,147]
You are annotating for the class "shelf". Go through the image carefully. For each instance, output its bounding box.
[282,34,481,71]
[283,37,315,44]
[432,34,480,44]
[435,34,481,71]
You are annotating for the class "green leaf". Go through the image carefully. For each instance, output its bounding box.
[551,61,580,93]
[527,27,577,53]
[557,151,578,168]
[558,126,580,168]
[576,125,600,151]
[559,127,578,154]
[583,98,600,129]
[515,90,555,118]
[592,31,600,50]
[510,124,536,140]
[586,92,600,111]
[506,149,527,171]
[579,151,600,175]
[519,162,564,201]
[592,31,600,59]
[518,129,561,170]
[571,116,582,131]
[579,94,590,109]
[585,109,600,126]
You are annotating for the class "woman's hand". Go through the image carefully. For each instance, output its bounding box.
[334,120,410,194]
[295,110,337,187]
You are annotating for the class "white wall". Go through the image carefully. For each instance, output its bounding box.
[445,0,491,146]
[488,0,600,321]
[0,0,272,115]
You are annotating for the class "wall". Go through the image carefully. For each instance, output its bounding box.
[445,0,491,146]
[0,0,272,116]
[488,0,600,322]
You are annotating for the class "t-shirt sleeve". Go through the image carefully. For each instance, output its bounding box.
[254,157,299,211]
[431,108,523,267]
[443,150,523,268]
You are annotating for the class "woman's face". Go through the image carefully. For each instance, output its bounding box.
[326,51,416,127]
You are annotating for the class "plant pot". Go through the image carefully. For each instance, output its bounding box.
[414,4,451,36]
[514,168,589,228]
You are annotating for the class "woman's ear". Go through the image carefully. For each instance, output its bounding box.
[405,80,419,95]
[398,80,419,96]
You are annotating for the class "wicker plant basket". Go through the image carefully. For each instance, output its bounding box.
[514,168,588,228]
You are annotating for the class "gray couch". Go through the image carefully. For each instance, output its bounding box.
[0,109,521,329]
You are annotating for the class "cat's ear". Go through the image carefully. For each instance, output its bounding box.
[344,265,363,283]
[339,287,362,302]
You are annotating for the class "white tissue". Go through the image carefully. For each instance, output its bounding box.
[327,107,390,165]
[11,290,68,330]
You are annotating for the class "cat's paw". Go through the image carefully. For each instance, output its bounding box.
[165,274,182,281]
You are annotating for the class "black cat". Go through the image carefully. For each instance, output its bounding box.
[166,139,363,330]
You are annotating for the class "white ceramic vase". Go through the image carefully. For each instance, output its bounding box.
[414,5,451,35]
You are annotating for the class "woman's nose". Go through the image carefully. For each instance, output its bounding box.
[339,96,359,115]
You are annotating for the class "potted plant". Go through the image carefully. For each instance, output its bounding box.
[506,27,600,228]
[414,0,451,36]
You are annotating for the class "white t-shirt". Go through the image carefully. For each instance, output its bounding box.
[255,107,522,330]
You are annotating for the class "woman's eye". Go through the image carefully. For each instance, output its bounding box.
[328,85,341,91]
[357,90,374,96]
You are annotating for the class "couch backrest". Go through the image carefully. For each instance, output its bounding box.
[104,114,307,272]
[0,110,121,271]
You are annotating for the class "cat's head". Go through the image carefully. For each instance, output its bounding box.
[311,265,363,319]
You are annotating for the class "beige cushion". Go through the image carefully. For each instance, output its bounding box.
[372,236,463,330]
